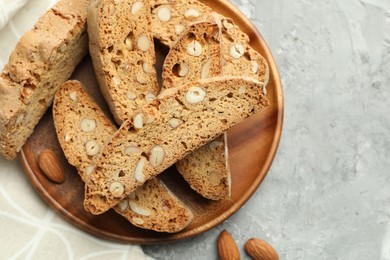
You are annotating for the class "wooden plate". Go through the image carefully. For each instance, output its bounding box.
[19,0,283,244]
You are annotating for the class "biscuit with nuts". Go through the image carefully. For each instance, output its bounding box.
[53,80,193,233]
[88,0,159,124]
[0,0,89,160]
[84,76,269,214]
[162,18,231,200]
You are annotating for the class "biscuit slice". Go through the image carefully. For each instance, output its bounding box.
[88,0,159,124]
[162,19,231,200]
[151,0,213,47]
[150,0,269,85]
[53,80,193,233]
[220,17,269,86]
[161,19,222,89]
[0,0,89,160]
[84,76,269,214]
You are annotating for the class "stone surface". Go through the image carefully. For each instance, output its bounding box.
[143,0,390,259]
[0,0,389,259]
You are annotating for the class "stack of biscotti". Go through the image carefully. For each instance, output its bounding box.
[84,76,269,214]
[88,0,159,124]
[0,0,89,160]
[161,17,231,200]
[53,80,193,233]
[152,0,269,200]
[150,0,269,85]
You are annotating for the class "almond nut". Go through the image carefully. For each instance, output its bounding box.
[149,145,165,167]
[134,157,146,182]
[137,35,150,51]
[208,171,221,186]
[142,62,153,74]
[244,238,279,260]
[176,63,189,77]
[136,74,148,84]
[125,35,134,51]
[132,217,144,225]
[113,76,121,86]
[184,8,200,19]
[200,60,212,79]
[129,200,151,216]
[64,133,71,142]
[124,146,140,154]
[239,86,246,95]
[131,1,142,15]
[80,118,96,132]
[168,118,183,129]
[85,140,100,156]
[38,149,65,184]
[16,114,24,125]
[218,230,240,260]
[157,6,171,22]
[109,181,124,197]
[222,19,234,30]
[186,86,206,104]
[84,165,95,176]
[127,92,136,100]
[230,44,245,59]
[118,199,128,211]
[174,24,185,35]
[145,93,156,102]
[187,40,202,56]
[69,92,77,101]
[133,113,143,129]
[251,61,259,74]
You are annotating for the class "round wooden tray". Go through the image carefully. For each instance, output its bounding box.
[19,0,283,244]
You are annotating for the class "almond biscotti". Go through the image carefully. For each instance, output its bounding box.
[176,134,231,200]
[161,19,222,90]
[161,19,231,200]
[219,17,269,85]
[88,0,159,124]
[84,76,269,214]
[0,0,89,160]
[53,80,193,232]
[150,0,269,85]
[150,0,213,47]
[117,178,193,232]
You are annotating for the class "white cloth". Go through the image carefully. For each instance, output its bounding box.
[0,0,29,30]
[0,1,150,259]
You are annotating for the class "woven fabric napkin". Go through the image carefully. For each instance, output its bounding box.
[0,0,30,30]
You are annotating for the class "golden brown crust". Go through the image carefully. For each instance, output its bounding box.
[88,0,159,125]
[84,76,269,214]
[0,0,89,160]
[53,80,193,233]
[176,133,231,200]
[162,18,231,200]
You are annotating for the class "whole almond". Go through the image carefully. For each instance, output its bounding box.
[38,149,65,184]
[218,230,240,260]
[244,238,278,260]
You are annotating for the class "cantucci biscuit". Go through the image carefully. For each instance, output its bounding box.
[53,80,193,233]
[176,134,231,200]
[162,18,231,200]
[84,76,269,214]
[150,0,269,85]
[151,0,213,47]
[0,0,89,160]
[88,0,159,124]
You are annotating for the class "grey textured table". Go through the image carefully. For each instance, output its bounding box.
[143,0,390,259]
[0,0,389,259]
